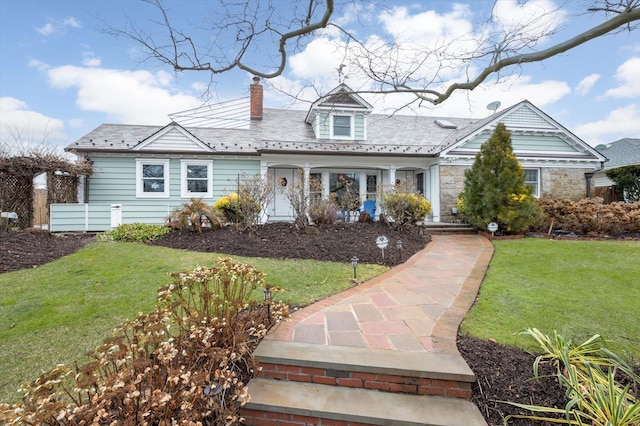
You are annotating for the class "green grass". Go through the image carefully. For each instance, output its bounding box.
[0,241,387,403]
[460,238,640,359]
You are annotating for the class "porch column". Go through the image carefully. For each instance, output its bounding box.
[260,161,269,180]
[260,161,270,224]
[322,173,330,199]
[303,164,311,218]
[430,164,440,222]
[388,166,396,188]
[358,172,366,205]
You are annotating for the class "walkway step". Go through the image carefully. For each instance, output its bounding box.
[254,341,475,397]
[243,378,487,426]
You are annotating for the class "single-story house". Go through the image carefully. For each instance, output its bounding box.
[50,78,606,232]
[592,138,640,201]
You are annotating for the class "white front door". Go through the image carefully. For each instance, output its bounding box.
[272,168,295,219]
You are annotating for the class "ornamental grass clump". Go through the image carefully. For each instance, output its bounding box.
[166,197,226,233]
[503,328,640,426]
[0,258,288,425]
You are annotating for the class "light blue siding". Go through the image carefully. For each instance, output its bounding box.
[50,204,112,232]
[462,134,579,152]
[89,157,137,202]
[88,156,260,203]
[51,156,260,231]
[316,112,330,139]
[354,115,365,140]
[51,203,182,232]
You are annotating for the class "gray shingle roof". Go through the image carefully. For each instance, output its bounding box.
[596,138,640,169]
[66,108,477,156]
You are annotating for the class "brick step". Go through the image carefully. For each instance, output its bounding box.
[253,341,475,398]
[242,378,487,426]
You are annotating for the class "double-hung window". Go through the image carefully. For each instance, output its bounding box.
[136,159,170,198]
[332,115,353,139]
[181,160,213,198]
[523,168,540,197]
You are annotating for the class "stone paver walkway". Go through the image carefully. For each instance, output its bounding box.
[265,234,494,355]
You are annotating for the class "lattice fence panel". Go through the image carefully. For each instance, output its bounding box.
[47,174,79,204]
[0,172,35,228]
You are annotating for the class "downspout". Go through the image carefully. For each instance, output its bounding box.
[585,160,606,198]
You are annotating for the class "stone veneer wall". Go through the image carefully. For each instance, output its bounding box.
[439,164,467,223]
[438,164,591,223]
[540,167,590,200]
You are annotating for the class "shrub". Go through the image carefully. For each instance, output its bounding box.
[536,197,640,236]
[166,197,226,233]
[379,179,432,227]
[279,169,334,227]
[0,258,289,425]
[458,123,542,233]
[606,165,640,202]
[215,174,273,229]
[98,222,171,242]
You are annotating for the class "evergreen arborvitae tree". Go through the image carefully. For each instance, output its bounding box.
[458,123,541,233]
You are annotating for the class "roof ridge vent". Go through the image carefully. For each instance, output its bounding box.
[434,119,457,129]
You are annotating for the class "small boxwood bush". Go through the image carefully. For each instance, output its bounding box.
[97,223,171,243]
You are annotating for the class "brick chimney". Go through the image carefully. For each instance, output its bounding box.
[250,76,263,121]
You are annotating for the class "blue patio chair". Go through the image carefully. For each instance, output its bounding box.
[361,200,376,221]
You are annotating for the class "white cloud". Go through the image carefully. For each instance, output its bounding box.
[378,3,474,44]
[574,103,640,145]
[81,52,102,67]
[0,97,65,148]
[576,74,600,96]
[62,17,81,28]
[36,16,81,36]
[492,0,566,45]
[603,57,640,98]
[28,59,50,72]
[362,74,571,118]
[289,37,348,82]
[46,65,204,124]
[36,23,55,36]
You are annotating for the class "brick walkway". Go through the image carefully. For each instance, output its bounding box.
[264,234,494,355]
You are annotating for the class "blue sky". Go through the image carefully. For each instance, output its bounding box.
[1,0,639,154]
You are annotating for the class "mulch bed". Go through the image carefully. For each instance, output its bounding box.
[148,222,428,265]
[0,224,581,425]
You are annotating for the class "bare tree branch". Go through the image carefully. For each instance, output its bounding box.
[104,0,640,106]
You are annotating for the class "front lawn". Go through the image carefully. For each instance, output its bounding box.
[0,241,386,403]
[460,238,640,358]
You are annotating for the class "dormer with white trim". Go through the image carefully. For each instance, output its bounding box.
[305,84,374,141]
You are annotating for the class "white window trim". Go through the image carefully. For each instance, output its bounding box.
[330,114,354,140]
[180,159,213,198]
[136,159,170,198]
[523,168,540,197]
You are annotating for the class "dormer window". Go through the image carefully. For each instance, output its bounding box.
[331,115,353,139]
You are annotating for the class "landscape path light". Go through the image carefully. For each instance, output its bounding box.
[263,286,273,319]
[351,256,359,280]
[396,239,403,262]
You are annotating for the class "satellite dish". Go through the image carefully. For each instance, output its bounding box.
[487,101,501,114]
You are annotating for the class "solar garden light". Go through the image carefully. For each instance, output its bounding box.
[263,286,273,318]
[419,227,424,238]
[351,256,359,280]
[396,239,403,261]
